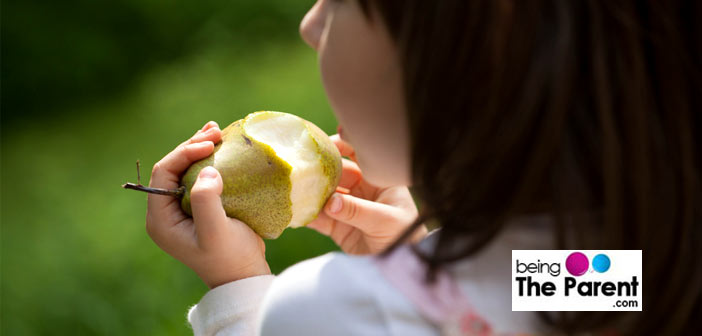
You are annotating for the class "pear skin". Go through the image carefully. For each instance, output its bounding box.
[180,119,294,239]
[303,119,343,223]
[179,112,342,239]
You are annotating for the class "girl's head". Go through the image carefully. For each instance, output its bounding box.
[301,0,701,334]
[300,0,411,188]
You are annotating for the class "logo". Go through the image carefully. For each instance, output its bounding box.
[512,250,642,311]
[565,252,611,276]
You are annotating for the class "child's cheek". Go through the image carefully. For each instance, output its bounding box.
[318,27,358,123]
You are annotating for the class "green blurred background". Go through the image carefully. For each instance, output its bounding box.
[1,0,342,334]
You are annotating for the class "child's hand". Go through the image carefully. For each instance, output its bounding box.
[307,134,427,255]
[145,121,271,289]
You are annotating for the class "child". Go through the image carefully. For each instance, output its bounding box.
[144,0,701,335]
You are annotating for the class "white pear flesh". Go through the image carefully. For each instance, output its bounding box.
[243,112,336,228]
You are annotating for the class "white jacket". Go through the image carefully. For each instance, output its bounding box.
[187,216,554,335]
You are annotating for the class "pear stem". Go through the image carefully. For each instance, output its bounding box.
[122,183,185,197]
[121,160,185,198]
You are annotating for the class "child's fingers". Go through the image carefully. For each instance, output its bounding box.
[329,134,357,161]
[186,126,221,146]
[201,121,219,132]
[338,158,363,190]
[305,212,335,237]
[328,134,385,200]
[150,141,215,189]
[189,166,229,249]
[149,122,220,193]
[174,122,221,152]
[148,141,215,217]
[306,212,356,245]
[337,158,385,201]
[322,192,405,234]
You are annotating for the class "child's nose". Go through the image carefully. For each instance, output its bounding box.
[299,0,326,51]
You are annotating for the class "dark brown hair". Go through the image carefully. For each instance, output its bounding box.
[357,0,702,334]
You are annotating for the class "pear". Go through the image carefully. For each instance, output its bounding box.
[175,111,342,239]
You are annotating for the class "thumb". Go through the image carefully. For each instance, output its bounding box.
[190,166,228,248]
[323,192,401,233]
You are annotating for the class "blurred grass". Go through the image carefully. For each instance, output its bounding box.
[1,38,342,334]
[1,0,314,120]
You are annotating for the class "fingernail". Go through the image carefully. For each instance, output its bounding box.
[201,122,212,131]
[199,166,218,179]
[328,194,342,213]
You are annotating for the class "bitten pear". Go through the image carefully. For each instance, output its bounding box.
[178,111,342,239]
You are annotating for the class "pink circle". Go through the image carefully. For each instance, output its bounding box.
[566,252,589,276]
